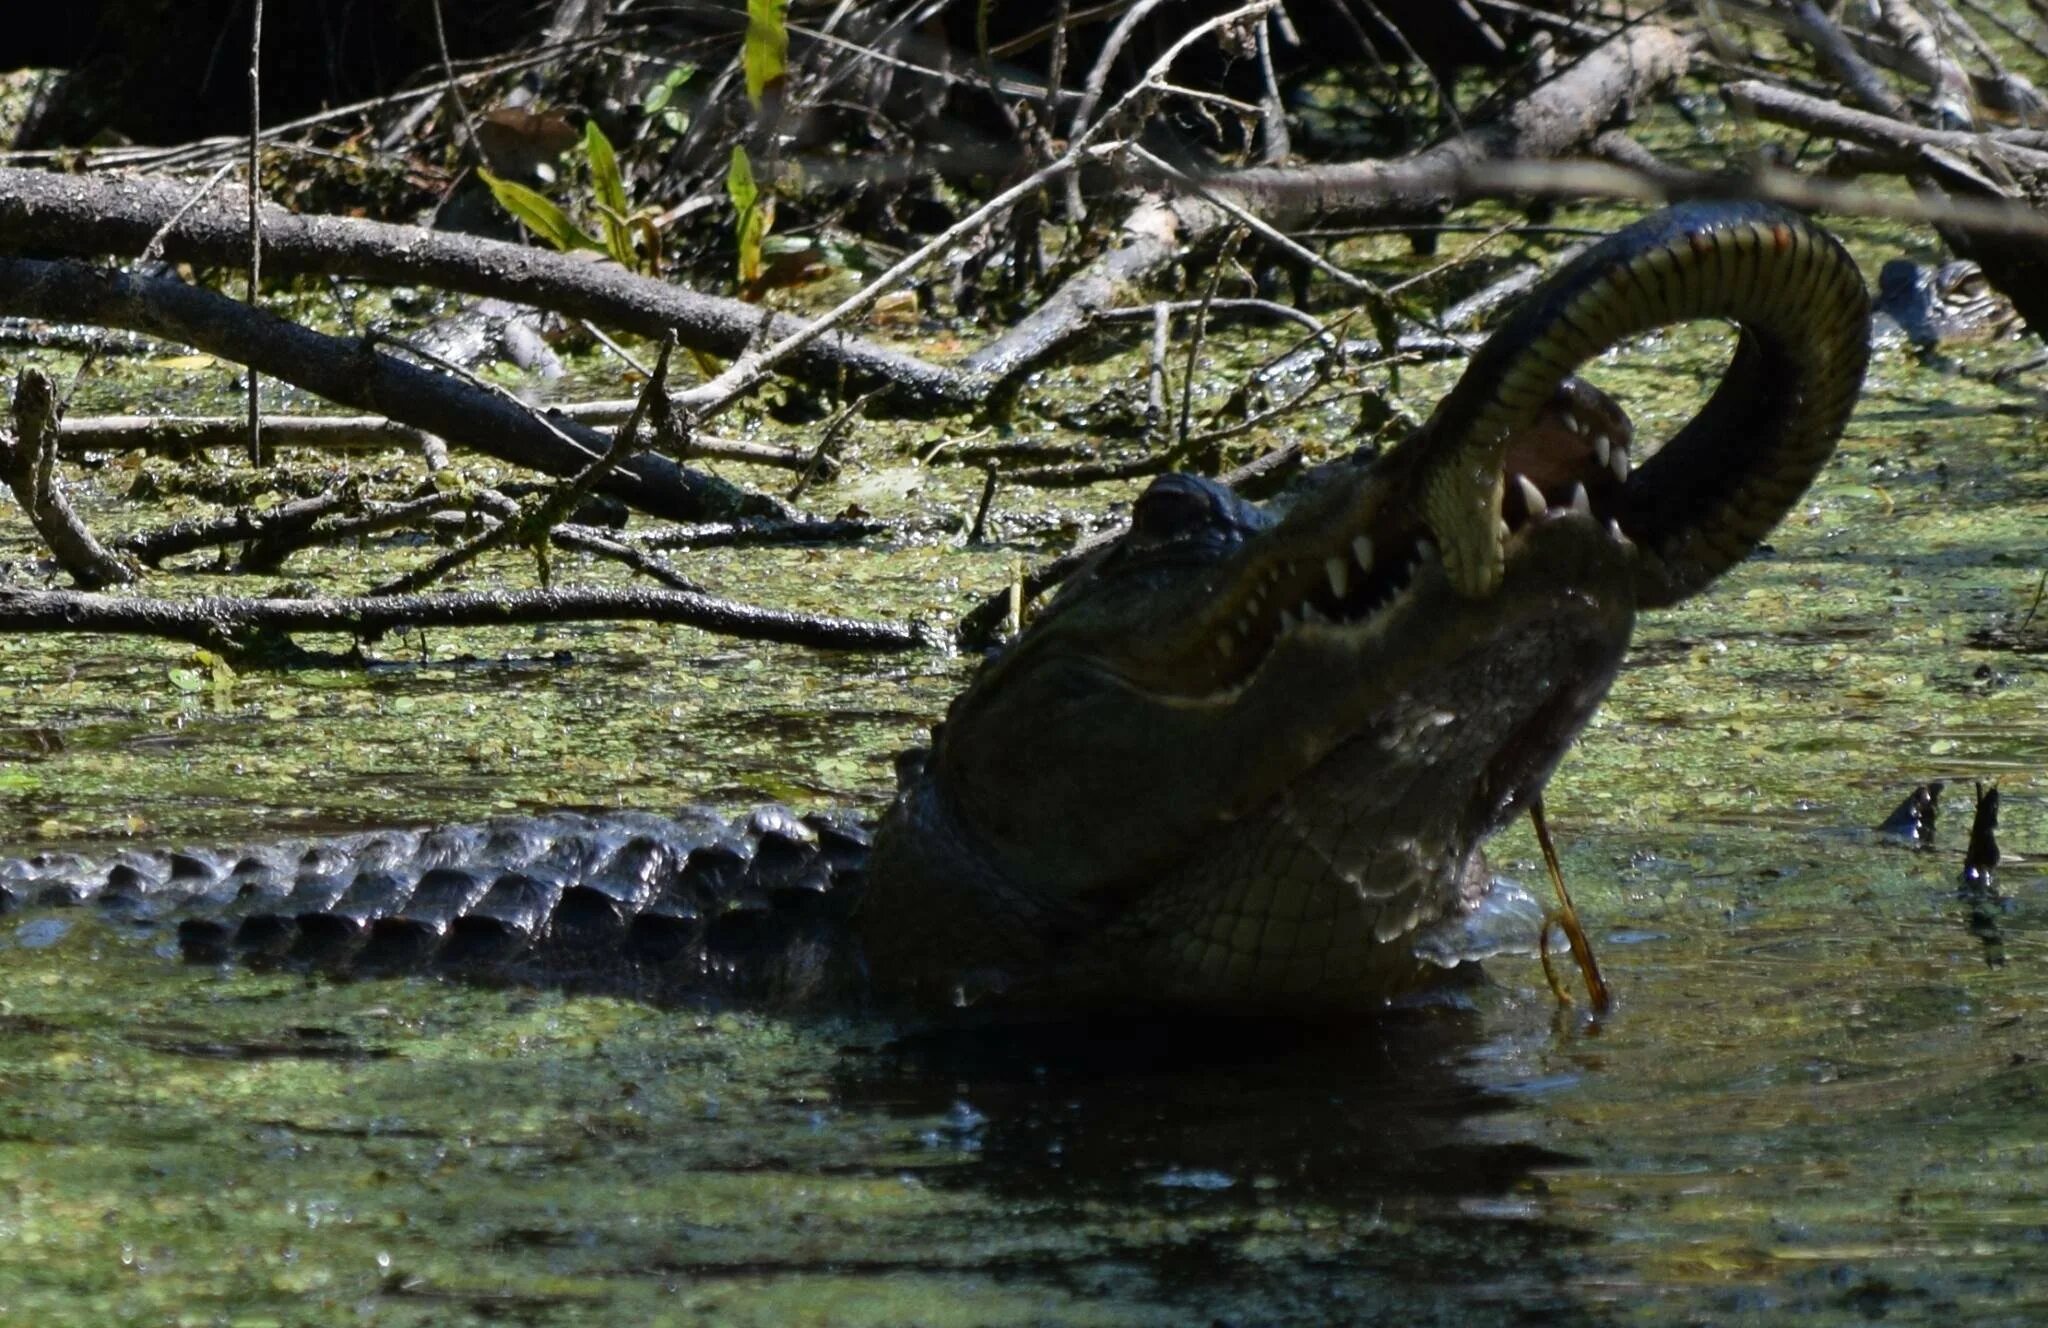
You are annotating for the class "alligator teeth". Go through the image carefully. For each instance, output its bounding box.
[1301,603,1328,624]
[1592,433,1611,467]
[1611,443,1631,482]
[1569,482,1592,517]
[1562,412,1584,435]
[1513,472,1546,517]
[1607,517,1632,547]
[1216,632,1233,656]
[1324,556,1350,599]
[1497,518,1513,545]
[1417,539,1437,562]
[1278,608,1300,632]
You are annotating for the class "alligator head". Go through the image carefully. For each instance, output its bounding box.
[863,203,1870,1014]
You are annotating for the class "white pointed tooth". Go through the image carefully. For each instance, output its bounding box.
[1351,535,1373,571]
[1592,432,1611,466]
[1301,603,1328,624]
[1278,608,1300,632]
[1607,517,1632,547]
[1569,482,1592,517]
[1562,412,1584,435]
[1611,444,1631,482]
[1497,518,1513,545]
[1216,633,1233,656]
[1417,539,1438,562]
[1324,556,1350,599]
[1513,472,1546,516]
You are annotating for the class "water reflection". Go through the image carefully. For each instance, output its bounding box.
[831,1007,1599,1323]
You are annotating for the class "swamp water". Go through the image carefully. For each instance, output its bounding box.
[0,236,2045,1325]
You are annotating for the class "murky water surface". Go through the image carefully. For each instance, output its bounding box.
[1,206,2045,1324]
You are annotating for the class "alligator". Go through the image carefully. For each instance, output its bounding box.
[0,202,1872,1015]
[1872,257,2019,350]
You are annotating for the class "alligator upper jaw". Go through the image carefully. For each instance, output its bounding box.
[1100,380,1640,701]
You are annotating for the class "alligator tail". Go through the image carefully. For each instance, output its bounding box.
[1,808,872,1003]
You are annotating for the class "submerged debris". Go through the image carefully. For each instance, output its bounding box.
[1877,781,1945,847]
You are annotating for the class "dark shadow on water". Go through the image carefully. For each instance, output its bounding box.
[830,1005,1605,1325]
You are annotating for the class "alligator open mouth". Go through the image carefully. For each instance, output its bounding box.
[1182,375,1640,694]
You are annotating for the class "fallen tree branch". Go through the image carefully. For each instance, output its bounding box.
[0,257,782,523]
[55,409,817,472]
[961,21,1697,382]
[1457,156,2048,239]
[0,166,976,412]
[0,585,925,656]
[1725,79,2048,175]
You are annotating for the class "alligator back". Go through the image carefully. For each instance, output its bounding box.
[1,807,872,1004]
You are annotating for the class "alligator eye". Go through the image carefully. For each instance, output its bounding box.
[1129,473,1231,546]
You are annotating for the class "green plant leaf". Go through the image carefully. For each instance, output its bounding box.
[643,65,695,116]
[744,0,789,107]
[478,168,604,255]
[582,122,634,268]
[727,145,769,292]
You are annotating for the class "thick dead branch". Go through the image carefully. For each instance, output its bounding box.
[963,21,1696,382]
[627,517,883,551]
[55,411,815,472]
[0,166,975,412]
[1726,80,2048,174]
[1877,0,1990,123]
[0,369,137,588]
[0,585,924,656]
[1733,0,2043,118]
[0,257,782,524]
[61,414,434,457]
[1782,0,1915,119]
[1460,157,2048,238]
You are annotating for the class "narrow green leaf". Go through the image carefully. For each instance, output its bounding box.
[583,122,634,267]
[744,0,789,107]
[727,146,767,290]
[478,168,605,255]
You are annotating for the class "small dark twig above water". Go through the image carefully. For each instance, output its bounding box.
[1959,781,2005,970]
[1961,781,2001,892]
[1877,781,1945,847]
[0,369,138,589]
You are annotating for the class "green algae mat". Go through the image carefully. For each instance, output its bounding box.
[2,211,2046,1325]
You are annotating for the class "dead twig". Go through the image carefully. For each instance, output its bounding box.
[372,336,682,596]
[0,369,137,589]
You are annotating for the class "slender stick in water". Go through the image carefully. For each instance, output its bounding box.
[1530,796,1611,1013]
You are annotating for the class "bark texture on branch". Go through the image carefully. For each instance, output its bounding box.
[0,585,924,655]
[0,257,783,524]
[1726,80,2048,175]
[0,166,978,412]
